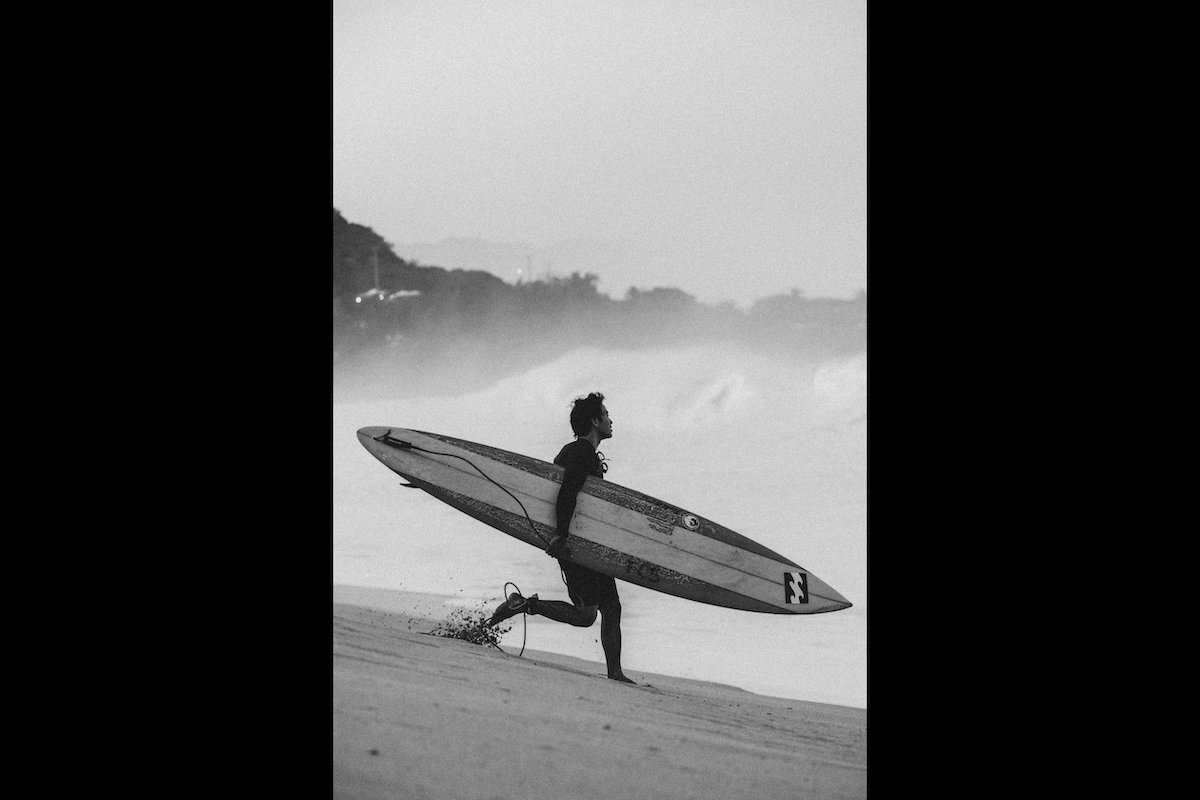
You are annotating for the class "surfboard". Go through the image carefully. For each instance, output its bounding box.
[357,427,852,615]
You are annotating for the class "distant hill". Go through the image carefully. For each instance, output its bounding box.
[389,237,533,278]
[333,208,865,389]
[333,209,506,299]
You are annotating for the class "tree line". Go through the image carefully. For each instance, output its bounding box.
[333,208,865,365]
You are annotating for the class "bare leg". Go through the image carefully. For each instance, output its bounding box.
[599,600,635,683]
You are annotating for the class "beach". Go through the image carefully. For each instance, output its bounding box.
[333,585,867,800]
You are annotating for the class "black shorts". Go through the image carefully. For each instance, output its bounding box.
[559,559,620,608]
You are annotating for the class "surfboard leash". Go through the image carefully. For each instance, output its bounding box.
[504,581,528,658]
[376,432,539,659]
[380,431,574,599]
[374,432,554,550]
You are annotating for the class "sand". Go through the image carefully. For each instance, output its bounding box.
[333,585,867,800]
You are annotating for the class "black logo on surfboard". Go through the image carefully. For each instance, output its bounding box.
[785,572,809,604]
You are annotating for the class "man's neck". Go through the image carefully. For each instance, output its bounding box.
[579,431,601,449]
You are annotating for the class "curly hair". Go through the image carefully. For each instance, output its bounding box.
[569,392,606,437]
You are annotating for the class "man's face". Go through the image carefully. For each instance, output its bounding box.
[595,405,613,440]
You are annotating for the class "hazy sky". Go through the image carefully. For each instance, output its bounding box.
[333,0,866,306]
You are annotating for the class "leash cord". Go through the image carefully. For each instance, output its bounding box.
[377,432,552,548]
[376,432,540,657]
[504,581,528,658]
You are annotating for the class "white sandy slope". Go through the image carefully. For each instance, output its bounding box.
[334,585,866,800]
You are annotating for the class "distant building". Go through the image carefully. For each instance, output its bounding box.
[354,288,387,303]
[354,288,422,304]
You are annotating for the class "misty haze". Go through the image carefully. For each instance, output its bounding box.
[334,209,864,403]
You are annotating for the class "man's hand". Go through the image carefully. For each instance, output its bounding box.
[546,535,568,558]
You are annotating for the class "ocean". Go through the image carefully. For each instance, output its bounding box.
[332,342,866,708]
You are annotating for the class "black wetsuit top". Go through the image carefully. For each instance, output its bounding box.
[552,439,618,607]
[553,439,604,536]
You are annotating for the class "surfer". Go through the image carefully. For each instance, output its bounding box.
[485,392,636,685]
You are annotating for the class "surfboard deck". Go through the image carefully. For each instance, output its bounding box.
[357,427,851,614]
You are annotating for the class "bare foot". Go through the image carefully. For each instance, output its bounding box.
[608,673,636,684]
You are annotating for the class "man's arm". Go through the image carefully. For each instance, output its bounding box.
[548,451,590,557]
